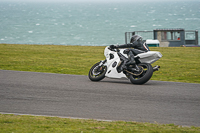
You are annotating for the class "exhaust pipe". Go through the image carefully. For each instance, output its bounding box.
[153,65,160,72]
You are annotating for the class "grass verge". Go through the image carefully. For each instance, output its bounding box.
[0,114,200,133]
[0,44,200,83]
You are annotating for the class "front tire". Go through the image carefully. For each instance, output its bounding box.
[88,62,107,81]
[129,63,153,85]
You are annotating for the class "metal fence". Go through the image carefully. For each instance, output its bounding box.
[125,31,153,44]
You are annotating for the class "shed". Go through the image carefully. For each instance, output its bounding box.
[125,28,199,47]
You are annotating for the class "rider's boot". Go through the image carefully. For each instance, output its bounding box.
[126,50,136,66]
[119,50,136,72]
[125,51,141,72]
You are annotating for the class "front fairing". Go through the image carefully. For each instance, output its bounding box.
[104,47,127,79]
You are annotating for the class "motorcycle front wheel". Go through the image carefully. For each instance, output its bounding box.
[129,63,153,85]
[88,62,107,81]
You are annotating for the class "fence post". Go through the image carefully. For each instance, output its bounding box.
[195,30,198,45]
[125,32,127,44]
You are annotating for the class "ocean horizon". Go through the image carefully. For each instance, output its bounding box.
[0,0,199,46]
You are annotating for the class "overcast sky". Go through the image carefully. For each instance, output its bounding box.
[0,0,196,2]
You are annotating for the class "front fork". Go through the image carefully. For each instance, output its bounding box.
[97,59,107,72]
[98,59,107,66]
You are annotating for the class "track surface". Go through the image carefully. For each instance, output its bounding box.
[0,70,200,126]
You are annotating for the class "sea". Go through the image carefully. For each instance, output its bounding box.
[0,0,200,46]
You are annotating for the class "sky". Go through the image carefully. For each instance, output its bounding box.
[0,0,196,2]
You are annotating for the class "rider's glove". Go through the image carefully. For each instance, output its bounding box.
[109,45,117,49]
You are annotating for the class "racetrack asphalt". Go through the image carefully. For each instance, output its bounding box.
[0,70,200,126]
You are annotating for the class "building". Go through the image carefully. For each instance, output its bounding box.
[125,29,199,47]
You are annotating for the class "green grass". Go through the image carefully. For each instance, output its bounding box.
[1,114,200,133]
[0,44,200,83]
[151,47,200,83]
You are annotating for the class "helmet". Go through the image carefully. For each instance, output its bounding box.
[130,35,142,43]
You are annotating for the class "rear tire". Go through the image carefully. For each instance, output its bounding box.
[88,62,107,81]
[129,63,153,85]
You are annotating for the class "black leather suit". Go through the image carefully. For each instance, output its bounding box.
[116,41,150,56]
[109,40,150,66]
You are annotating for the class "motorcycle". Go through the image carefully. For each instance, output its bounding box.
[88,45,162,85]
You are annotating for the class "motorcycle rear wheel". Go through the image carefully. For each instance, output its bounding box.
[88,62,107,81]
[129,63,153,85]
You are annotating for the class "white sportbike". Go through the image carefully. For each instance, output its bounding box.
[88,46,162,85]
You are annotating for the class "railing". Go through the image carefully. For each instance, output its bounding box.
[125,31,153,44]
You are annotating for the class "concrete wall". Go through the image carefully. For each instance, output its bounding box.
[157,31,169,47]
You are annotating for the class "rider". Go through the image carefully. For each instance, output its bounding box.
[109,35,150,66]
